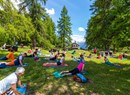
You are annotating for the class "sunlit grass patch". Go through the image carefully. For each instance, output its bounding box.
[0,48,130,95]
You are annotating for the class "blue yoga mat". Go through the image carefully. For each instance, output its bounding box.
[17,84,27,94]
[0,63,28,69]
[6,84,27,95]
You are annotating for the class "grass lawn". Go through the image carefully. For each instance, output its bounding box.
[0,47,130,95]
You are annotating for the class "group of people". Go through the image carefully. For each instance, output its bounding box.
[1,47,126,94]
[92,48,129,61]
[0,49,87,94]
[0,50,27,67]
[0,48,44,95]
[0,49,27,94]
[44,50,87,82]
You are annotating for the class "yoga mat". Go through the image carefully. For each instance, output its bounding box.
[104,62,123,68]
[6,84,27,95]
[43,63,68,67]
[17,84,27,95]
[53,72,63,78]
[0,63,28,69]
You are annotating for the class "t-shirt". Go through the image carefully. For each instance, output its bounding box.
[94,48,97,52]
[77,62,84,72]
[19,55,23,60]
[79,58,85,63]
[50,54,54,58]
[14,55,23,65]
[60,57,65,63]
[6,52,15,61]
[28,50,32,54]
[32,51,38,57]
[0,72,17,94]
[104,58,109,63]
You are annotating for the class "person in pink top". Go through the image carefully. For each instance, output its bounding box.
[60,61,85,76]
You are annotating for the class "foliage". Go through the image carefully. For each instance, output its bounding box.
[86,0,130,50]
[57,6,72,49]
[0,0,58,49]
[0,1,34,45]
[0,26,8,45]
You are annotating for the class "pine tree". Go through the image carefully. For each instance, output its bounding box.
[57,6,72,49]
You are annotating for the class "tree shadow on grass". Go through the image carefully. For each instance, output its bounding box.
[1,53,130,95]
[85,60,130,95]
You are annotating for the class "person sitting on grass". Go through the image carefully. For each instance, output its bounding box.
[122,51,128,58]
[72,54,85,63]
[60,61,85,76]
[0,49,15,61]
[93,48,97,54]
[0,53,27,66]
[118,54,123,60]
[97,53,101,59]
[26,49,39,61]
[28,49,33,54]
[26,48,38,57]
[103,56,122,68]
[49,52,57,60]
[49,51,61,61]
[44,53,66,66]
[50,52,54,58]
[0,67,25,95]
[87,53,92,58]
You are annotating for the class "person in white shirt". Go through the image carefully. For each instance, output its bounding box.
[2,43,6,49]
[0,67,25,95]
[50,52,55,59]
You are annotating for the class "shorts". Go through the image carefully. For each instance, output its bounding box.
[57,61,61,65]
[50,57,56,60]
[69,68,79,75]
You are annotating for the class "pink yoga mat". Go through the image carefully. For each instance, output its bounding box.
[43,63,68,67]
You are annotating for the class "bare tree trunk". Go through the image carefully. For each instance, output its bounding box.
[113,44,116,53]
[32,38,36,49]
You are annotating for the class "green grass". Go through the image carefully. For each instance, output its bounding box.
[0,48,130,95]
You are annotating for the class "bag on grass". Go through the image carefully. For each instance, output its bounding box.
[73,73,88,83]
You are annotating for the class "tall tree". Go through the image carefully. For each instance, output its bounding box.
[86,0,130,50]
[0,0,34,45]
[20,0,47,48]
[57,6,72,49]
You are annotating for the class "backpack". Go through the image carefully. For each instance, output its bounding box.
[73,73,88,83]
[77,73,88,83]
